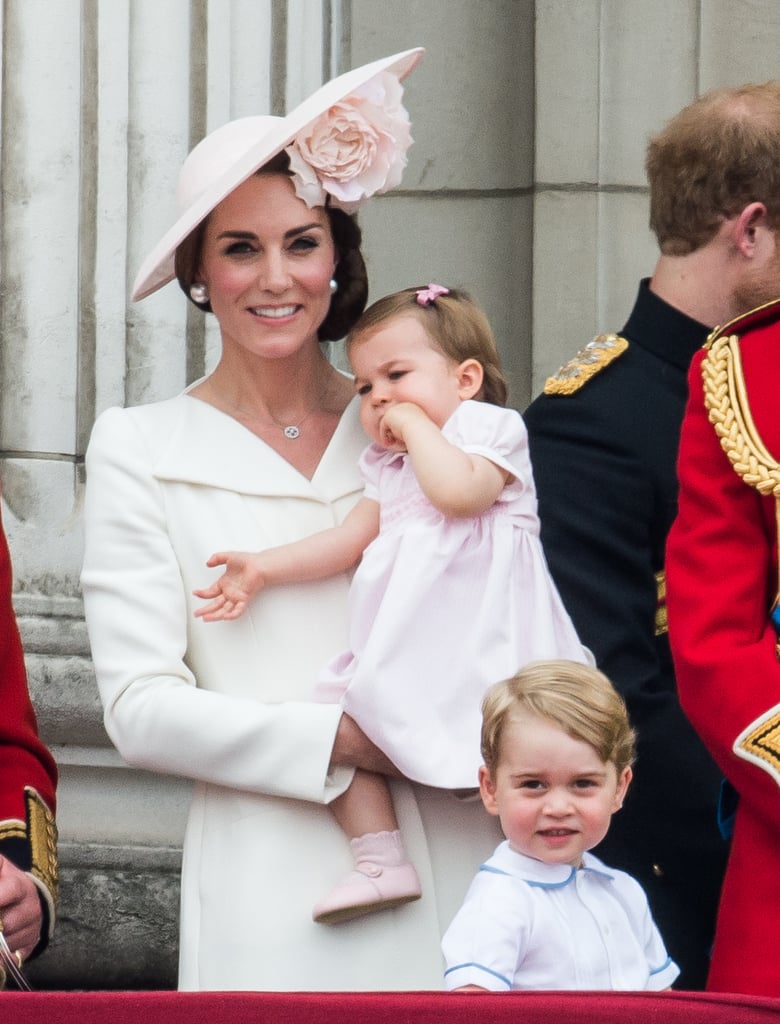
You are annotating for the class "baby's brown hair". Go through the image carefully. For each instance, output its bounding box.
[346,286,508,407]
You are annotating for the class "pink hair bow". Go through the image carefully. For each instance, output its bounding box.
[416,283,450,306]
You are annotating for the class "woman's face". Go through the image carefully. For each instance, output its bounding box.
[197,173,337,361]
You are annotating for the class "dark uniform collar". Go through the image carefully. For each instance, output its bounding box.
[621,278,711,371]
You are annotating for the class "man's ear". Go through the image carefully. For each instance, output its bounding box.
[732,201,769,257]
[457,358,484,400]
[478,764,500,817]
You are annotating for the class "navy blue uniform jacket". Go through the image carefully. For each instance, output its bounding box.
[524,280,727,990]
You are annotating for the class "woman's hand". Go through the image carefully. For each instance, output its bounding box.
[0,856,42,963]
[330,714,402,777]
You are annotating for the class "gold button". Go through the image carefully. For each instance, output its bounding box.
[652,863,664,878]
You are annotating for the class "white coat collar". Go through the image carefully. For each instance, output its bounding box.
[141,392,367,501]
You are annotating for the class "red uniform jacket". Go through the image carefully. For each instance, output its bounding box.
[0,508,57,950]
[667,299,780,996]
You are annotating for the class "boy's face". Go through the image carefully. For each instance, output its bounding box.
[478,711,631,868]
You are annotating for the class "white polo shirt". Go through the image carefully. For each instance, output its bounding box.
[442,841,679,991]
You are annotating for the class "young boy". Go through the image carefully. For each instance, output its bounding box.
[442,660,679,991]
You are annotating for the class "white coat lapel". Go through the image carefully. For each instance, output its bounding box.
[150,394,367,501]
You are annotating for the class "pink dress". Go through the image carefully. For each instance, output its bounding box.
[316,400,590,789]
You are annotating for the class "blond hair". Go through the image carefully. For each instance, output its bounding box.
[345,286,508,406]
[481,660,636,776]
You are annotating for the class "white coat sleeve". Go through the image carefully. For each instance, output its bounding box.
[81,407,352,804]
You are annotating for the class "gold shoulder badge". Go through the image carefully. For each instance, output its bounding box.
[735,705,780,787]
[544,334,629,396]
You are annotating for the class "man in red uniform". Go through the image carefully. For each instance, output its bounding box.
[0,505,58,983]
[667,290,780,988]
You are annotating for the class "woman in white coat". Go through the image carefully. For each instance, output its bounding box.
[80,49,501,991]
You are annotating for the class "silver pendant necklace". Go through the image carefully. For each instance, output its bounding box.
[223,380,327,440]
[269,399,320,439]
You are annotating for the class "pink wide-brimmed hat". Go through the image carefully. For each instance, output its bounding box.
[132,47,424,301]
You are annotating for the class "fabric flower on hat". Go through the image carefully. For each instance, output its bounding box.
[285,71,413,214]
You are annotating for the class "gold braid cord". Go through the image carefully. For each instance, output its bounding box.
[654,571,667,637]
[702,333,780,497]
[0,789,59,910]
[26,788,58,908]
[702,333,780,782]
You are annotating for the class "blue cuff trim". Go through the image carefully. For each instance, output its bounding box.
[649,956,673,976]
[444,962,512,989]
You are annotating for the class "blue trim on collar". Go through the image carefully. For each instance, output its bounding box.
[585,864,615,881]
[478,863,510,877]
[479,858,615,888]
[526,866,577,890]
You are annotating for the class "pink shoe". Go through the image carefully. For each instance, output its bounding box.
[312,859,421,925]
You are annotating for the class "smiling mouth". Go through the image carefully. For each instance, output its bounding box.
[538,829,576,838]
[250,305,298,318]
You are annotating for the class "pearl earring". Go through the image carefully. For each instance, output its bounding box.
[190,282,209,304]
[329,278,338,295]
